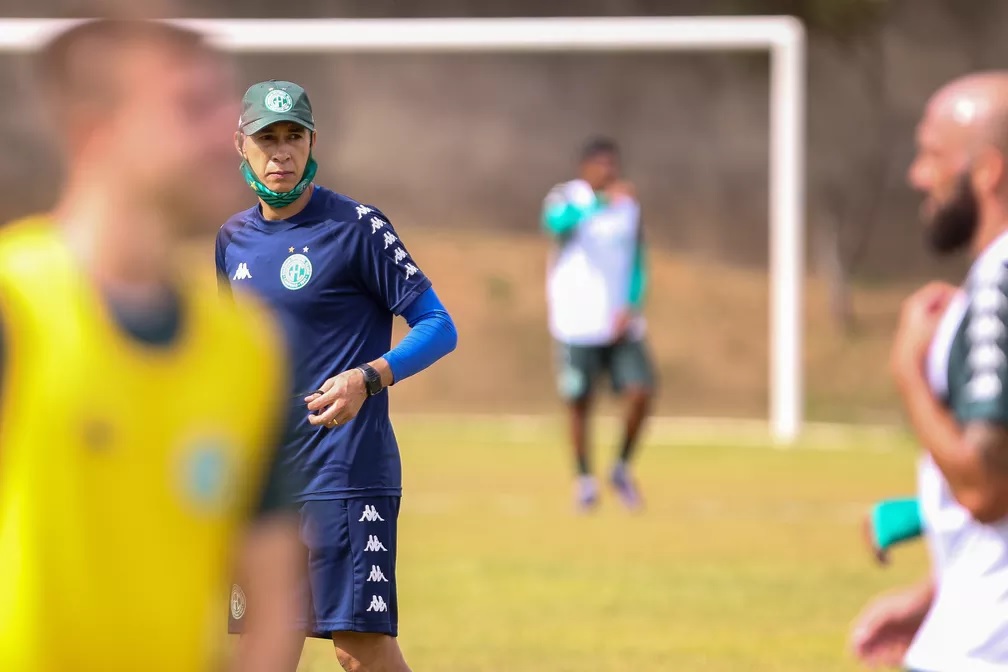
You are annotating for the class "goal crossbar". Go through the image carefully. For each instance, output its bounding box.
[0,16,806,443]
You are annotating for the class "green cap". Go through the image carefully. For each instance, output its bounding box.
[238,80,315,135]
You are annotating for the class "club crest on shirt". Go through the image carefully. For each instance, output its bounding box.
[280,253,312,290]
[177,438,234,512]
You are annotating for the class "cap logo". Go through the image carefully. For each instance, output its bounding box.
[264,89,294,113]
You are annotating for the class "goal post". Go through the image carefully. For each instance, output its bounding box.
[0,16,807,444]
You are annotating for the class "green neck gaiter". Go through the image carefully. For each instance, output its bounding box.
[240,155,318,209]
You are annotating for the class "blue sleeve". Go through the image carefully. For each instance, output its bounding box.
[214,228,232,299]
[356,208,432,315]
[383,287,457,384]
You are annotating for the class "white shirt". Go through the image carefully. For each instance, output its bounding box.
[544,179,645,345]
[905,233,1008,672]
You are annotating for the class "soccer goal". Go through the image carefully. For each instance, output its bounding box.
[0,16,806,444]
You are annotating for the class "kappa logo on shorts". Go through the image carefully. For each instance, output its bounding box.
[230,584,246,620]
[359,505,385,522]
[366,595,388,612]
[367,565,389,583]
[364,535,388,552]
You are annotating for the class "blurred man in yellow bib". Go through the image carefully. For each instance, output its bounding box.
[0,19,304,672]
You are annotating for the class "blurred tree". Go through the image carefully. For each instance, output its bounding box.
[728,0,897,333]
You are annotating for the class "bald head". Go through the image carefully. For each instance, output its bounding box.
[923,72,1008,156]
[910,72,1008,255]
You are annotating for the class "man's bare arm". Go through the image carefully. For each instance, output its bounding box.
[901,370,1008,522]
[230,514,305,672]
[967,422,1008,474]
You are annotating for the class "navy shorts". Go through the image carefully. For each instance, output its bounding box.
[554,338,656,402]
[229,495,401,638]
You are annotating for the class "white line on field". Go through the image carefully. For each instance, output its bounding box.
[405,491,871,523]
[391,413,909,451]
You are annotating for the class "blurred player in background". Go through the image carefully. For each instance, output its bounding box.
[217,80,457,672]
[542,138,656,512]
[851,72,1008,672]
[0,19,304,672]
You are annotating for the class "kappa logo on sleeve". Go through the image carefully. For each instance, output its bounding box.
[362,210,423,279]
[968,314,1006,343]
[973,286,1008,313]
[967,372,1003,402]
[968,344,1008,371]
[965,280,1008,402]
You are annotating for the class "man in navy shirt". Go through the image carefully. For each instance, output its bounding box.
[217,80,457,672]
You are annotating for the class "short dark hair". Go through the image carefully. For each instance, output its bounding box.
[37,19,210,119]
[580,137,620,162]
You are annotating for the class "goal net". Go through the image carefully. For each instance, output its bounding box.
[0,16,806,443]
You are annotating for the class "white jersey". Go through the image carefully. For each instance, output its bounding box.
[905,232,1008,672]
[544,179,645,345]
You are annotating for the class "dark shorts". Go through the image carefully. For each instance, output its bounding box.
[554,338,656,402]
[229,495,401,638]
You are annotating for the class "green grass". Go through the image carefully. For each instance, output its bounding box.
[294,417,927,671]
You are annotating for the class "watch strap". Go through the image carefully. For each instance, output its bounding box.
[357,363,383,397]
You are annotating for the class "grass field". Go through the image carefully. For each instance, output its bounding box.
[379,229,923,424]
[292,416,927,672]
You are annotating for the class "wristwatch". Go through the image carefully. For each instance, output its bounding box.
[357,363,383,397]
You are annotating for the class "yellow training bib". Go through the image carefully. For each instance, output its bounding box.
[0,217,286,672]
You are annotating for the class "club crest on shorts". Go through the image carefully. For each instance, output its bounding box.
[264,89,294,113]
[230,584,246,620]
[280,253,313,290]
[559,367,586,399]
